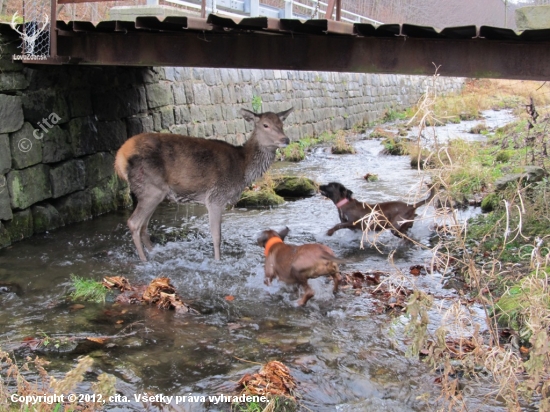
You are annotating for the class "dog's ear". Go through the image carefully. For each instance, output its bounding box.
[257,231,269,247]
[278,226,290,240]
[341,186,353,199]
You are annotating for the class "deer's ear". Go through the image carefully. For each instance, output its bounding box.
[241,108,259,123]
[277,107,293,122]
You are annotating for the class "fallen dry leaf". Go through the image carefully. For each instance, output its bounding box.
[86,337,107,344]
[520,346,530,354]
[237,360,297,398]
[103,276,132,291]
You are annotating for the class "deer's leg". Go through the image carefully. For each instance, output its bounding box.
[206,202,224,260]
[128,189,166,262]
[140,213,155,251]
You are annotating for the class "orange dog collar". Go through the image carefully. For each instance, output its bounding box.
[264,237,283,256]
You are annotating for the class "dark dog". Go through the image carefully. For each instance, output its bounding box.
[257,227,342,306]
[319,182,435,238]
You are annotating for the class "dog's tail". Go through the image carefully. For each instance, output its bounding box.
[321,252,348,264]
[412,185,436,209]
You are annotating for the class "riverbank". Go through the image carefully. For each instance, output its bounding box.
[387,78,550,410]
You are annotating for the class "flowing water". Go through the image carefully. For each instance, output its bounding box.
[0,111,516,411]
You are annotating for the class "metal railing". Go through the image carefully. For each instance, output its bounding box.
[15,0,381,60]
[161,0,382,23]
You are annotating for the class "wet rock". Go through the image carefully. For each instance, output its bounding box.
[50,159,86,198]
[380,136,408,156]
[90,175,118,216]
[0,94,24,134]
[273,176,316,198]
[4,208,33,242]
[481,193,500,212]
[96,120,127,152]
[42,126,73,163]
[127,115,154,137]
[0,222,11,247]
[495,166,548,191]
[67,89,93,118]
[0,134,11,174]
[68,117,99,157]
[10,123,42,169]
[0,281,23,295]
[236,187,284,208]
[0,72,29,92]
[83,152,115,187]
[21,89,69,125]
[31,203,64,234]
[92,87,146,120]
[53,190,92,224]
[7,164,52,209]
[145,83,174,109]
[0,179,12,221]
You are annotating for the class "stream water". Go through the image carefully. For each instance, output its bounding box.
[0,111,516,411]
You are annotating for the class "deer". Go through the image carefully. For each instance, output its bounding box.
[114,107,293,262]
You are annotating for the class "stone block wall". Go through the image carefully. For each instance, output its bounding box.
[0,29,464,248]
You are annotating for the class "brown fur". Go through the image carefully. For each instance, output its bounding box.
[115,108,293,261]
[319,182,435,238]
[114,137,137,181]
[258,227,342,307]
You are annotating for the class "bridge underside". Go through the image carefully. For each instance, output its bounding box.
[22,17,550,80]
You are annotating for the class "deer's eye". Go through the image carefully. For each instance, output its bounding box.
[263,124,269,128]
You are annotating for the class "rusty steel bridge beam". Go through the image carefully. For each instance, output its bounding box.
[56,31,550,81]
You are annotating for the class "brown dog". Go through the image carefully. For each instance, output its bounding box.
[319,182,434,238]
[257,227,342,306]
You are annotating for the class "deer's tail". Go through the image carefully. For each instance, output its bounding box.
[114,138,138,182]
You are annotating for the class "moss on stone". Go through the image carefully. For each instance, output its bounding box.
[481,193,501,212]
[381,137,408,156]
[0,222,11,247]
[90,174,118,216]
[53,191,92,225]
[236,188,284,208]
[4,209,33,242]
[273,176,317,198]
[31,203,64,234]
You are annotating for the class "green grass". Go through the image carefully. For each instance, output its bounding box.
[491,270,550,338]
[69,275,108,303]
[277,135,331,161]
[383,107,409,122]
[251,95,262,113]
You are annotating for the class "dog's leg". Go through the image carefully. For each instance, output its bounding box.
[331,271,341,294]
[297,281,314,306]
[264,261,276,286]
[327,221,357,236]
